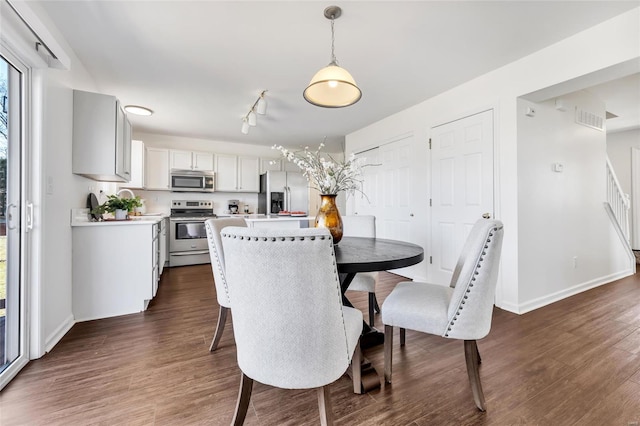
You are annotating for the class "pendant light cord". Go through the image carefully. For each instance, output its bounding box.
[330,16,338,65]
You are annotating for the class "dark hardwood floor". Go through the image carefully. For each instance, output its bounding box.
[1,265,640,425]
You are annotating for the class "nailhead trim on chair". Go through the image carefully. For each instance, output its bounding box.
[444,226,500,338]
[206,222,232,303]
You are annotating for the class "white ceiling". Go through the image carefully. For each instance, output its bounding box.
[35,1,638,151]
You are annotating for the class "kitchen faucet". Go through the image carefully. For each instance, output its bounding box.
[116,188,136,198]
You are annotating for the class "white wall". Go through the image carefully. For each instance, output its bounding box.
[607,128,640,196]
[346,8,640,313]
[607,128,640,248]
[517,92,630,311]
[23,1,111,356]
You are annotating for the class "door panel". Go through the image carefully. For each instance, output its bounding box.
[431,110,494,285]
[0,50,28,391]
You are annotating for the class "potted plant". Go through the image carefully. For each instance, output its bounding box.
[92,194,143,220]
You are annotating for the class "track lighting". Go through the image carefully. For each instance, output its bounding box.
[240,90,268,134]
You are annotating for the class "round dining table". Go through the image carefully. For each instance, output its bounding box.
[332,236,425,393]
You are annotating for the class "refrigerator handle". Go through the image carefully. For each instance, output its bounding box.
[285,186,290,211]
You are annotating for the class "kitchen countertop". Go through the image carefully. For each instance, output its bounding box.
[241,214,314,222]
[71,208,168,227]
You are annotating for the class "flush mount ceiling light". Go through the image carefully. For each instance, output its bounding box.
[240,90,268,135]
[303,5,361,108]
[124,105,153,116]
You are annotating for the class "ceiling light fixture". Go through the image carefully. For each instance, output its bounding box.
[240,90,268,135]
[303,5,361,108]
[124,105,153,116]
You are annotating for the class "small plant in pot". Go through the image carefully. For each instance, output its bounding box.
[92,194,143,220]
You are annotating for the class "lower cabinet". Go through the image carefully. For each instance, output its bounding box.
[72,222,163,321]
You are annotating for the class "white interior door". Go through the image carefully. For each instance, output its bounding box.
[379,136,414,243]
[352,148,379,216]
[430,110,494,285]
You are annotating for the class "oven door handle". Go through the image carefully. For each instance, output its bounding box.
[171,250,210,256]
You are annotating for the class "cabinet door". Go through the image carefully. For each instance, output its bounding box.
[193,151,214,171]
[170,150,193,170]
[122,114,132,181]
[238,156,260,192]
[260,157,282,173]
[146,148,170,190]
[126,139,145,189]
[115,101,129,180]
[283,160,301,173]
[215,154,238,191]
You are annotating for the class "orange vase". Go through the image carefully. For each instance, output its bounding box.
[315,194,343,244]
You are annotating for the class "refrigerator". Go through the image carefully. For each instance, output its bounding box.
[258,171,309,214]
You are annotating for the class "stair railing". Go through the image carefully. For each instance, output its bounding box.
[606,157,631,244]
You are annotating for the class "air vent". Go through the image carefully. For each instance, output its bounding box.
[575,107,605,131]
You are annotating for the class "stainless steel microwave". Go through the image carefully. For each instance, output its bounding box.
[170,169,215,192]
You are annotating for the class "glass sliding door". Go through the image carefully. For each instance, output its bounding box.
[0,50,28,389]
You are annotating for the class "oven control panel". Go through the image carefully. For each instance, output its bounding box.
[171,200,213,209]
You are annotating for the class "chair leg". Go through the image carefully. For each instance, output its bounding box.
[352,340,362,394]
[400,328,406,347]
[209,306,229,351]
[231,372,254,425]
[477,344,482,365]
[464,340,486,411]
[368,293,375,327]
[317,386,335,426]
[384,325,393,384]
[373,293,381,313]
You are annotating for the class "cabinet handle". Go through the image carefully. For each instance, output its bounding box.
[410,213,414,217]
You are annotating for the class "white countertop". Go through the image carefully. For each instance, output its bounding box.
[240,214,314,222]
[71,208,168,227]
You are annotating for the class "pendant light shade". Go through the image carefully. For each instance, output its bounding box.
[247,110,257,126]
[304,5,361,108]
[256,95,267,115]
[303,63,361,108]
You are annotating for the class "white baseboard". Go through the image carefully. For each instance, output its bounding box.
[515,269,635,314]
[45,314,75,353]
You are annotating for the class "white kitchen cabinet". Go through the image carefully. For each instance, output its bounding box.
[170,150,214,171]
[215,154,259,192]
[145,147,170,190]
[122,139,145,189]
[72,222,161,321]
[72,89,132,182]
[159,217,168,275]
[283,160,301,173]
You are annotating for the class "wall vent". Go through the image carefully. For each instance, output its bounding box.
[575,107,605,131]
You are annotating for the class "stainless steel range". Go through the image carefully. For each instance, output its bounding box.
[169,199,216,267]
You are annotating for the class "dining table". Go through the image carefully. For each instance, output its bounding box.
[333,236,425,393]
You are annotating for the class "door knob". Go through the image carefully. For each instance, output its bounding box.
[482,213,491,219]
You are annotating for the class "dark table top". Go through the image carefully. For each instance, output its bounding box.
[334,236,425,274]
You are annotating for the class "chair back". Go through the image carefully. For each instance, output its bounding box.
[445,219,504,340]
[342,215,376,238]
[205,217,247,308]
[221,226,354,389]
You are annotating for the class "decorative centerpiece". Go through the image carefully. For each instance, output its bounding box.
[273,142,368,243]
[92,194,143,220]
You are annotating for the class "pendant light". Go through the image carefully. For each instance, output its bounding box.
[303,5,361,108]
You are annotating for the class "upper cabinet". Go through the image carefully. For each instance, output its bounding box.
[170,150,214,171]
[73,90,132,182]
[145,147,170,190]
[215,154,259,192]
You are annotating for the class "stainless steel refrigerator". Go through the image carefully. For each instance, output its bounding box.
[258,171,309,214]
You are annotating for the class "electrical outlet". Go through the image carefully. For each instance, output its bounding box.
[572,256,578,269]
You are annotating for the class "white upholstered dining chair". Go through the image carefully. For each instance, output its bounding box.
[382,218,504,411]
[341,215,380,326]
[221,226,363,425]
[204,217,247,351]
